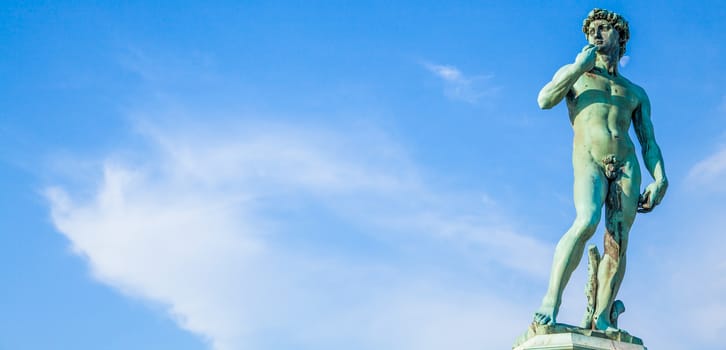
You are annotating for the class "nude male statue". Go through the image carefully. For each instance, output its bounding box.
[533,9,668,331]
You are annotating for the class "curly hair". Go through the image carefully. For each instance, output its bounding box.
[582,8,630,58]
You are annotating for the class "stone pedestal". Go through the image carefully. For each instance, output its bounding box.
[512,323,646,350]
[513,333,647,350]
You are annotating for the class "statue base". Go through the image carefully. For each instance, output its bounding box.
[513,323,646,350]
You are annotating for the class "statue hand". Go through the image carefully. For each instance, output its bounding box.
[637,179,668,213]
[574,44,597,73]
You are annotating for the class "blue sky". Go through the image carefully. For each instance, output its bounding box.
[2,1,726,349]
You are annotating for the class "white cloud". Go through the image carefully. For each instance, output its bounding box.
[642,211,726,348]
[686,145,726,190]
[46,119,546,350]
[423,62,499,104]
[426,63,464,82]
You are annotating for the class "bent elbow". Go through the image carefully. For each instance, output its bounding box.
[537,95,553,110]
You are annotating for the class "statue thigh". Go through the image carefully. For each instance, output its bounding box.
[570,158,608,241]
[603,159,642,254]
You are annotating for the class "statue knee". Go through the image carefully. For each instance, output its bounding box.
[572,214,600,238]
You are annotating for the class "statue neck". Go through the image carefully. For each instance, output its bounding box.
[595,50,620,76]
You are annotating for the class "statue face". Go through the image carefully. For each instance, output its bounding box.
[587,19,620,55]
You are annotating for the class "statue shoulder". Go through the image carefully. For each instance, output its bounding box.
[618,75,649,105]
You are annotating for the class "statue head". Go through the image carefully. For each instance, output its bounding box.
[582,8,630,58]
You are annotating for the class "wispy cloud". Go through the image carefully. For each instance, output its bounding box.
[117,45,219,86]
[46,119,546,350]
[633,203,726,348]
[423,62,500,104]
[684,96,726,190]
[618,136,726,348]
[677,139,726,344]
[670,242,726,343]
[686,144,726,191]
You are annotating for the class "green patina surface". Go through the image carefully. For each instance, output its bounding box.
[528,7,667,339]
[513,323,644,349]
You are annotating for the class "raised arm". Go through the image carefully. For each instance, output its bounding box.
[632,90,668,213]
[537,45,597,109]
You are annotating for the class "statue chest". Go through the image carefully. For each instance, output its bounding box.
[569,72,639,113]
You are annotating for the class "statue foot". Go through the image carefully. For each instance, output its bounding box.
[533,305,556,325]
[594,316,618,332]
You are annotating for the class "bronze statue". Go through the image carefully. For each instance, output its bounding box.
[533,8,668,332]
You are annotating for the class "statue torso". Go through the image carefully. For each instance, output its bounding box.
[565,68,643,163]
